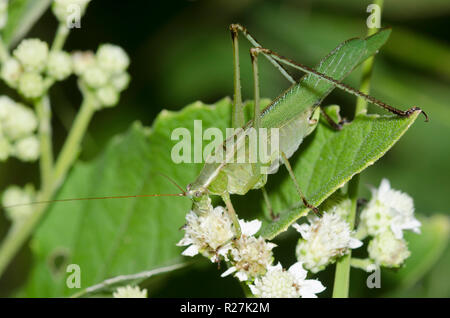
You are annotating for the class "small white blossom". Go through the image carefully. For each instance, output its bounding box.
[82,66,108,88]
[177,206,234,262]
[13,135,40,162]
[13,39,49,72]
[111,72,130,92]
[221,219,276,281]
[112,285,147,298]
[1,58,22,88]
[47,51,72,80]
[248,262,325,298]
[2,184,35,222]
[293,212,362,273]
[72,51,96,75]
[18,72,46,99]
[0,96,38,140]
[96,85,119,107]
[368,230,410,268]
[52,0,91,24]
[360,179,420,239]
[96,44,129,75]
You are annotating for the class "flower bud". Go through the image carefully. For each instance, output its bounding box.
[47,51,72,80]
[13,39,49,72]
[1,58,23,88]
[96,85,119,107]
[2,184,35,222]
[96,44,129,75]
[111,72,130,92]
[368,230,410,268]
[113,285,147,298]
[0,96,38,140]
[82,65,108,88]
[18,72,46,99]
[14,135,40,162]
[72,51,95,75]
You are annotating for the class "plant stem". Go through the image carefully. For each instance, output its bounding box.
[332,0,384,298]
[35,95,54,190]
[51,23,70,52]
[53,96,96,189]
[0,96,97,277]
[0,35,9,62]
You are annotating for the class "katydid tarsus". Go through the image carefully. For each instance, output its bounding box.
[7,24,427,242]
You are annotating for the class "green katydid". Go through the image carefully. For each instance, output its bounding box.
[6,24,426,240]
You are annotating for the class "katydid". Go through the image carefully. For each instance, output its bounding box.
[6,24,427,241]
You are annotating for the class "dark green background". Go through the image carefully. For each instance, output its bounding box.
[0,0,449,297]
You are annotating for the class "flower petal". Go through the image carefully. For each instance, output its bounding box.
[239,219,262,236]
[221,266,237,278]
[181,244,199,257]
[288,261,307,281]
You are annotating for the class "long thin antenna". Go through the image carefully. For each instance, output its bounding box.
[4,193,185,209]
[154,171,186,194]
[258,48,429,122]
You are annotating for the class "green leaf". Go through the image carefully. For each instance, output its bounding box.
[260,109,423,239]
[2,0,52,48]
[23,99,235,297]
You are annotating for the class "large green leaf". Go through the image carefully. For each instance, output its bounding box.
[23,99,234,297]
[260,109,422,239]
[2,0,52,47]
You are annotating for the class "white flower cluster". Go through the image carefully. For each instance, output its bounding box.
[112,285,147,298]
[73,44,130,108]
[293,211,362,273]
[1,38,73,98]
[178,203,325,298]
[358,179,420,267]
[2,184,35,223]
[0,96,39,162]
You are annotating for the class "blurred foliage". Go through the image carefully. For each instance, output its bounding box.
[0,0,449,297]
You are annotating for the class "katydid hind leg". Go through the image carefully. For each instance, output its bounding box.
[281,152,321,216]
[230,25,245,129]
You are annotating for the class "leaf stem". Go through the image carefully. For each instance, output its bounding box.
[35,95,54,190]
[333,0,384,298]
[51,23,69,52]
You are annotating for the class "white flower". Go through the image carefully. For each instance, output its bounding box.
[111,72,130,92]
[221,219,275,281]
[1,58,22,88]
[18,72,46,98]
[0,96,38,140]
[96,85,119,107]
[360,178,420,239]
[82,65,108,88]
[47,51,72,80]
[293,212,362,273]
[13,135,40,162]
[72,51,96,75]
[52,0,91,23]
[368,230,410,268]
[248,262,325,298]
[96,44,129,75]
[177,206,234,262]
[13,39,49,72]
[2,184,35,222]
[112,285,147,298]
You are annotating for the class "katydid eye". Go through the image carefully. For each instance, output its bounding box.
[194,191,202,198]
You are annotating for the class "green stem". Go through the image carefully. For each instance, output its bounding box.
[333,0,384,298]
[0,96,97,277]
[53,96,96,189]
[0,35,9,62]
[35,95,54,190]
[51,23,70,52]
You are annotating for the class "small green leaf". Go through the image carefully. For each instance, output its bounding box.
[2,0,52,48]
[261,110,423,239]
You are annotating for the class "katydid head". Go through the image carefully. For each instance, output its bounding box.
[185,183,207,202]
